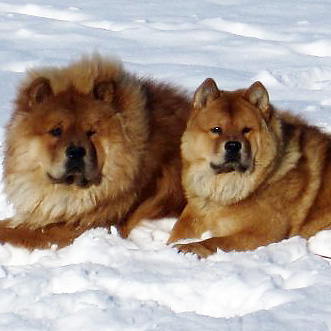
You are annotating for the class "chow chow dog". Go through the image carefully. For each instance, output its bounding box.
[0,54,190,249]
[168,78,331,257]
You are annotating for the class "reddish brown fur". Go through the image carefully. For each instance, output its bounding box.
[169,78,331,258]
[0,54,190,249]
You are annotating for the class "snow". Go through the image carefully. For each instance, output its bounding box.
[0,0,331,329]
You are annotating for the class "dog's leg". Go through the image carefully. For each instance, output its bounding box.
[0,219,82,250]
[174,232,279,258]
[119,163,185,238]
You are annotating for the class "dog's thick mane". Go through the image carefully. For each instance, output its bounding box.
[6,54,148,228]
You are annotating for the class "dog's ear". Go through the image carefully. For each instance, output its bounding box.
[28,77,53,106]
[245,81,270,119]
[193,78,220,109]
[93,81,115,103]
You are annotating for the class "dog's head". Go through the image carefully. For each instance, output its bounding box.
[5,57,150,224]
[182,78,280,204]
[18,77,125,188]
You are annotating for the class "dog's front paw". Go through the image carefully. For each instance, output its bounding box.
[174,242,216,258]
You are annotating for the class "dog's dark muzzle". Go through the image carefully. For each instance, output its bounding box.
[210,140,251,174]
[65,145,86,173]
[224,140,242,162]
[47,144,101,188]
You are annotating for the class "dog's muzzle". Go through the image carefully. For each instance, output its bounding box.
[210,140,251,174]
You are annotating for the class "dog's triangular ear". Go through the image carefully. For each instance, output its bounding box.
[244,81,270,119]
[28,77,53,106]
[193,78,220,109]
[93,81,115,103]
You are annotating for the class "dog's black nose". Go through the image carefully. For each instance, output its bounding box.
[224,141,242,154]
[66,146,86,159]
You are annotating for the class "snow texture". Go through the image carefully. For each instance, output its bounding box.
[0,0,331,330]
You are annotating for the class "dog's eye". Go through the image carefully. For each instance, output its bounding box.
[210,127,222,134]
[86,129,96,138]
[49,127,63,137]
[242,127,252,134]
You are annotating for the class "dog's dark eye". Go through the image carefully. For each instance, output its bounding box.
[242,127,251,134]
[49,127,62,137]
[86,129,96,138]
[210,127,222,134]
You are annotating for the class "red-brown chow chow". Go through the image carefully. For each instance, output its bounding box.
[169,78,331,257]
[0,54,190,249]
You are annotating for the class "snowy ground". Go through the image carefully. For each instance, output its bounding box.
[0,0,331,330]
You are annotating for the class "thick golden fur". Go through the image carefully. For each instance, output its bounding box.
[169,78,331,258]
[1,54,190,249]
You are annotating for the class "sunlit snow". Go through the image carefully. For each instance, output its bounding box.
[0,1,331,330]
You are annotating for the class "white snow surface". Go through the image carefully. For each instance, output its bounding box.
[0,0,331,330]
